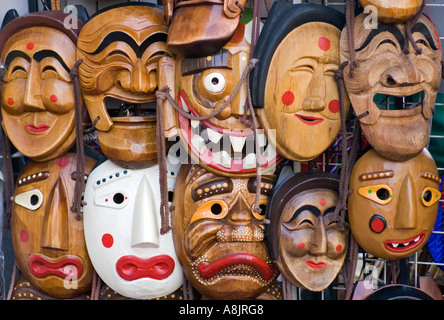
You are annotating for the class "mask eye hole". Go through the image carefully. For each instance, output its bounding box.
[113,192,125,204]
[203,72,226,93]
[95,190,129,209]
[191,200,229,223]
[251,200,268,220]
[358,185,393,205]
[421,187,441,207]
[15,189,44,211]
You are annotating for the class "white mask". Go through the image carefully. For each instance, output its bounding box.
[83,160,183,299]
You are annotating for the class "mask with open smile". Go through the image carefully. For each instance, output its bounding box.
[77,3,175,168]
[176,19,280,177]
[11,153,97,299]
[348,148,440,260]
[0,12,82,161]
[340,13,442,161]
[172,164,278,299]
[251,2,348,162]
[267,169,348,292]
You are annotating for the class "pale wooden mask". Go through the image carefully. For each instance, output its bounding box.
[348,148,440,261]
[11,153,97,298]
[340,13,442,161]
[77,3,175,168]
[0,12,81,161]
[267,169,348,292]
[251,2,349,162]
[172,164,278,300]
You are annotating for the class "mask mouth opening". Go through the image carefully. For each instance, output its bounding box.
[104,97,157,118]
[373,91,424,111]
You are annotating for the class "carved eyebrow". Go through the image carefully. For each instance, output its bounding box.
[247,178,274,197]
[420,171,441,183]
[4,50,31,69]
[286,205,322,223]
[192,178,233,201]
[359,170,394,181]
[356,24,405,52]
[181,49,231,76]
[411,22,438,50]
[33,50,71,73]
[17,171,50,187]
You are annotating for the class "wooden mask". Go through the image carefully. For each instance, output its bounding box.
[165,0,248,57]
[175,17,280,177]
[77,3,175,168]
[358,0,424,24]
[348,148,440,261]
[340,13,442,161]
[251,2,349,162]
[0,12,82,162]
[83,160,183,299]
[172,164,278,300]
[267,168,348,292]
[11,153,97,299]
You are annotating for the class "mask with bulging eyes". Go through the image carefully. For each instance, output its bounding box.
[82,159,183,299]
[11,153,97,299]
[77,3,176,168]
[267,168,348,292]
[0,11,82,162]
[172,164,278,300]
[340,13,442,161]
[348,148,440,260]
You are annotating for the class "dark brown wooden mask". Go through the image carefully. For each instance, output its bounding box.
[11,153,97,299]
[340,13,442,161]
[165,0,248,57]
[0,12,82,161]
[267,168,348,292]
[348,148,440,261]
[359,0,424,24]
[172,164,278,300]
[77,3,175,168]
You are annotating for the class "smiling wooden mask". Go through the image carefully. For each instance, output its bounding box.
[0,11,82,162]
[340,13,442,161]
[251,2,349,162]
[348,148,440,261]
[175,15,280,177]
[172,164,278,299]
[77,3,175,168]
[11,153,97,299]
[267,168,348,292]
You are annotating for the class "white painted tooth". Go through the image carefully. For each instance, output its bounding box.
[391,243,399,248]
[180,96,189,112]
[230,135,246,153]
[403,242,410,247]
[191,119,200,129]
[257,133,267,147]
[207,128,223,143]
[212,150,231,168]
[264,143,277,162]
[243,153,257,169]
[414,236,420,242]
[191,135,207,154]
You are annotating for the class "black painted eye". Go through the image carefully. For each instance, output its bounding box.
[113,193,125,204]
[369,214,387,233]
[211,203,223,215]
[376,188,390,201]
[30,194,40,206]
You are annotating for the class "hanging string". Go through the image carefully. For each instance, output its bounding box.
[1,121,13,230]
[403,0,426,55]
[89,271,101,300]
[69,60,86,221]
[345,0,359,77]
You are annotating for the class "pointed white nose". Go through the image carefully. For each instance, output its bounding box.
[131,175,160,248]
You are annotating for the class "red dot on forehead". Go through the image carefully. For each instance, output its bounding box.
[328,99,340,113]
[318,37,330,51]
[319,198,326,206]
[26,42,34,50]
[282,91,295,106]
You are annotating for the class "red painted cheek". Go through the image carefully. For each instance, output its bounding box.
[20,229,29,243]
[56,156,70,168]
[298,242,305,249]
[281,91,295,106]
[50,95,58,103]
[7,98,14,105]
[102,233,114,248]
[318,37,331,51]
[336,244,343,252]
[328,99,340,113]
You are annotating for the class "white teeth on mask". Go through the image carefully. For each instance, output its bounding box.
[263,144,277,162]
[191,135,207,154]
[403,241,410,247]
[392,243,399,248]
[212,150,232,168]
[230,135,246,153]
[414,236,420,242]
[257,133,267,147]
[206,128,223,144]
[191,119,200,129]
[243,153,257,169]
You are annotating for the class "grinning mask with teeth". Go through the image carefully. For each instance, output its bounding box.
[77,3,175,168]
[267,169,348,292]
[0,12,82,162]
[340,13,442,161]
[11,153,97,299]
[175,15,280,177]
[348,148,440,261]
[172,164,278,300]
[82,158,183,299]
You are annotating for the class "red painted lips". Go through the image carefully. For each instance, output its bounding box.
[29,255,83,278]
[26,124,50,133]
[197,253,274,280]
[116,255,175,281]
[295,114,324,125]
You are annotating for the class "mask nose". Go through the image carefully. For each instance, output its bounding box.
[380,57,427,87]
[302,67,326,112]
[395,174,417,229]
[23,61,46,112]
[131,175,160,248]
[310,217,328,255]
